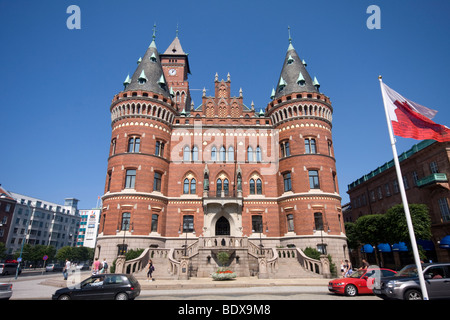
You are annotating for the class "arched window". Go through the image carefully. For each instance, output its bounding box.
[249,179,255,194]
[256,146,262,162]
[183,178,190,194]
[228,146,234,161]
[183,146,190,161]
[247,146,253,162]
[256,178,262,194]
[305,138,317,154]
[216,178,222,196]
[128,137,140,153]
[249,177,263,195]
[223,179,229,196]
[220,146,226,161]
[183,177,196,194]
[211,146,217,161]
[192,146,199,161]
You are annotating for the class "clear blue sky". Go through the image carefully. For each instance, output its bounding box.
[1,0,449,209]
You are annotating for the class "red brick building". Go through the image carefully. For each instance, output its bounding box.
[346,140,450,265]
[96,32,347,276]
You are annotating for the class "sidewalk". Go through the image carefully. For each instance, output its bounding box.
[41,275,330,290]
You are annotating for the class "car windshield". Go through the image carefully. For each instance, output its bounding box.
[395,265,419,277]
[348,269,366,278]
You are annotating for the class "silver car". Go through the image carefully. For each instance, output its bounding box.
[374,263,450,300]
[0,283,13,300]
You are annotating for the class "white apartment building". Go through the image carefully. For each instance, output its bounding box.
[5,192,81,255]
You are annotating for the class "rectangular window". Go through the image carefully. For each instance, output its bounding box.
[252,215,263,233]
[153,172,162,191]
[430,161,439,174]
[438,198,450,222]
[309,170,320,189]
[183,215,194,232]
[125,169,136,189]
[283,172,292,192]
[151,214,158,232]
[287,214,294,232]
[305,138,316,154]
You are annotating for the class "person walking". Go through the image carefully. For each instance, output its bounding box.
[146,259,155,281]
[92,258,101,275]
[63,259,71,280]
[101,258,108,273]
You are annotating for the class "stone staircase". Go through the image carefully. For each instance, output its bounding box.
[121,238,329,280]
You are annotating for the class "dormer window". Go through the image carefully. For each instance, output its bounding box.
[150,53,157,62]
[297,72,305,87]
[287,55,294,65]
[138,70,147,84]
[278,77,287,92]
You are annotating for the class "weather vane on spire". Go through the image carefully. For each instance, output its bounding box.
[152,23,157,41]
[288,26,292,43]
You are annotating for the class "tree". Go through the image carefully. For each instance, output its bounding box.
[344,222,359,250]
[355,214,386,246]
[384,204,431,245]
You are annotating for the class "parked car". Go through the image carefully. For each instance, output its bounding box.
[75,263,90,271]
[46,264,63,272]
[0,263,21,276]
[374,263,450,300]
[0,283,13,300]
[52,273,141,300]
[328,267,397,296]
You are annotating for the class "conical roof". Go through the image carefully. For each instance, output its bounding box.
[273,41,318,99]
[124,38,170,97]
[163,36,186,55]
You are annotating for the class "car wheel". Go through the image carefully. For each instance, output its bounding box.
[58,294,71,300]
[115,292,129,300]
[404,289,422,300]
[344,284,358,297]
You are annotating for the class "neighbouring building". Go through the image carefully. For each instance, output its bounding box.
[346,140,450,265]
[96,31,347,278]
[5,191,81,255]
[0,186,16,247]
[77,209,101,248]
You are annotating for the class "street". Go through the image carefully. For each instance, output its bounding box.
[2,271,381,300]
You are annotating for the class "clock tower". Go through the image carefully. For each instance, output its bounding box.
[160,35,191,111]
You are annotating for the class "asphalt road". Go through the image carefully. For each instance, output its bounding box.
[2,272,380,301]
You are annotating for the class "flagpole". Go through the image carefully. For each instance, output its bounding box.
[378,76,429,300]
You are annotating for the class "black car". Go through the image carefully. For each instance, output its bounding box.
[52,273,141,300]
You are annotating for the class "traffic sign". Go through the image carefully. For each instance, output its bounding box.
[43,255,48,261]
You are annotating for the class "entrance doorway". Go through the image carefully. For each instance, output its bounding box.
[215,216,230,235]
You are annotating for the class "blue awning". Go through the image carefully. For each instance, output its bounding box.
[417,239,435,251]
[392,242,408,252]
[378,243,392,252]
[440,235,450,249]
[361,244,374,253]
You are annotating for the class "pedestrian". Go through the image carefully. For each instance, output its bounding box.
[63,259,71,280]
[92,257,101,275]
[359,259,369,270]
[340,260,345,277]
[101,258,108,274]
[146,259,155,281]
[343,259,353,277]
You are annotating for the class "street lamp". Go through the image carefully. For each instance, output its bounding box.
[253,221,268,256]
[117,219,133,256]
[319,223,330,255]
[179,224,195,257]
[16,202,32,279]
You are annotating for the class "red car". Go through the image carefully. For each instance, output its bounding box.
[328,267,397,296]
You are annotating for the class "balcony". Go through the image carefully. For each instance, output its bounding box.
[417,173,448,188]
[202,190,243,209]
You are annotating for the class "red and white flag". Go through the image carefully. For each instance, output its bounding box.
[381,82,450,142]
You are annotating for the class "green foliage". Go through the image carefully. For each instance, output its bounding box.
[355,214,385,245]
[55,246,94,262]
[383,204,431,244]
[344,222,359,250]
[125,248,144,261]
[216,251,230,266]
[303,247,321,260]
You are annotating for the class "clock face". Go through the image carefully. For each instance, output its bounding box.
[169,68,177,76]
